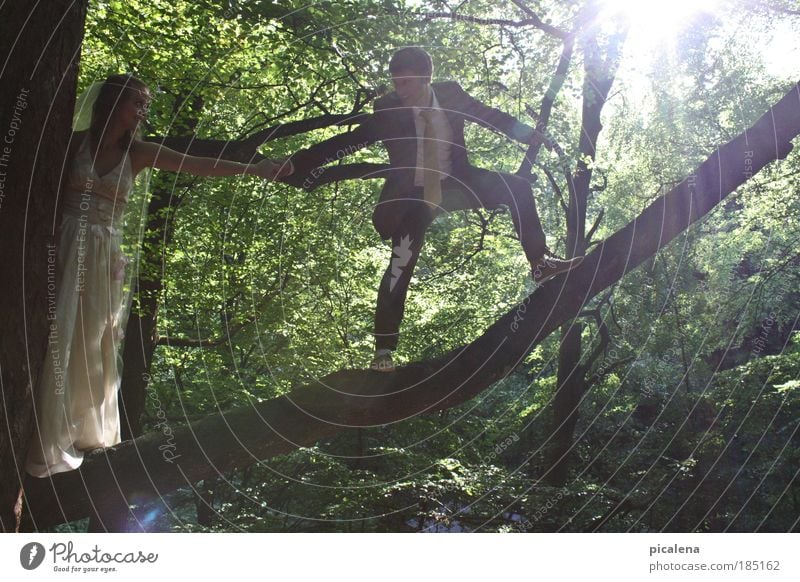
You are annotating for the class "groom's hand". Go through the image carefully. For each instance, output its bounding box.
[254,157,294,180]
[272,157,294,179]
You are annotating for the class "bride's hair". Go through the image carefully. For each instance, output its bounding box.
[90,73,148,148]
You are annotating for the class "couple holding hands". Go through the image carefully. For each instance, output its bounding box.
[26,47,581,477]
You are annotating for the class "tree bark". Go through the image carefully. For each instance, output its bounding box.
[0,0,88,532]
[21,81,800,530]
[546,27,626,485]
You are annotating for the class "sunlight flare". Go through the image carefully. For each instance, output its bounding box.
[600,0,722,37]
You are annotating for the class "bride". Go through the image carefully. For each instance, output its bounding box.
[26,74,281,477]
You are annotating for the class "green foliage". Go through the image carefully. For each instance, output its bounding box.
[74,0,800,531]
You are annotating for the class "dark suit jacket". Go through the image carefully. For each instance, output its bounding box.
[290,81,535,238]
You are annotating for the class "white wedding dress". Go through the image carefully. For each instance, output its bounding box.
[26,135,134,477]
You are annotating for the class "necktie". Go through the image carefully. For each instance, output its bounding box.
[419,109,442,208]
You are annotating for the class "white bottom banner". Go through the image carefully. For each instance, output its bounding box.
[3,533,797,580]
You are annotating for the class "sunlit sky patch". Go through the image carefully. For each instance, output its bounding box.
[599,0,799,79]
[762,18,800,78]
[599,0,723,37]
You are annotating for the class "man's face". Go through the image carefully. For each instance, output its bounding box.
[391,68,430,104]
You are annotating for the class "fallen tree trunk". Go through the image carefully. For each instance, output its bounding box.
[22,81,800,530]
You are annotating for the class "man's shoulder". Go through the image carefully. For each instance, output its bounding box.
[432,80,463,96]
[373,81,467,108]
[432,81,472,106]
[432,80,462,91]
[374,91,400,111]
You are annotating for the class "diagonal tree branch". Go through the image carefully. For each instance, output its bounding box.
[148,111,370,158]
[510,0,570,37]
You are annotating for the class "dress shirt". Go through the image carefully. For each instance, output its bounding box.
[413,88,454,186]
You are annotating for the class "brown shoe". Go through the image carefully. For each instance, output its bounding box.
[531,254,584,284]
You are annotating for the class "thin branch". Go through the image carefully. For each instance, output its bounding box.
[148,90,379,160]
[419,211,495,283]
[423,11,568,38]
[538,162,568,213]
[509,0,570,38]
[518,33,576,177]
[585,208,605,245]
[579,290,614,373]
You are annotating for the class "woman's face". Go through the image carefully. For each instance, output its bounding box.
[114,86,151,131]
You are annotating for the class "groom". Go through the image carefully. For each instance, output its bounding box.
[283,47,582,371]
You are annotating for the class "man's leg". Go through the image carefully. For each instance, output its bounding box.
[448,168,545,261]
[372,202,432,367]
[449,168,582,281]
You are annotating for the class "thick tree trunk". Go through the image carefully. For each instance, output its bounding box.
[117,301,157,441]
[549,325,585,484]
[546,29,624,485]
[0,0,87,532]
[21,81,800,530]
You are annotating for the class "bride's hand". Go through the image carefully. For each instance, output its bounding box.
[254,157,293,180]
[253,158,279,179]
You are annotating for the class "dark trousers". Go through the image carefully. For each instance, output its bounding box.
[373,167,546,350]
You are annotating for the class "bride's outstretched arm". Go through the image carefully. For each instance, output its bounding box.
[131,140,288,179]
